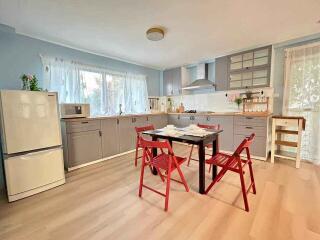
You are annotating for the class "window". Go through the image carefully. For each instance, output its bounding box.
[283,42,320,164]
[79,70,103,116]
[41,56,150,116]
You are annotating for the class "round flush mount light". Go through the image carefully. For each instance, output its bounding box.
[146,27,164,41]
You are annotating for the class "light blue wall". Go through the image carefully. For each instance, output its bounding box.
[0,24,161,95]
[0,23,161,190]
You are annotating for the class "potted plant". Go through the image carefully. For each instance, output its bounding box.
[21,74,42,91]
[234,96,243,110]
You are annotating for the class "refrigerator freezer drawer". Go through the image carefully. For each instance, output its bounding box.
[5,148,65,201]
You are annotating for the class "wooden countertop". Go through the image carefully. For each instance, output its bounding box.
[168,112,272,117]
[61,111,272,122]
[61,112,167,122]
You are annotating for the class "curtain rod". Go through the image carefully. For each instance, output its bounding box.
[284,41,320,52]
[39,54,147,78]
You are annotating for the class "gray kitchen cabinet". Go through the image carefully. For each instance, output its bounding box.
[67,130,102,168]
[163,67,182,96]
[168,114,181,127]
[215,56,229,91]
[118,117,136,152]
[233,135,266,157]
[101,118,119,158]
[163,70,173,96]
[149,114,168,128]
[228,46,272,89]
[233,116,269,159]
[179,115,192,127]
[192,115,234,152]
[209,116,234,152]
[63,119,103,168]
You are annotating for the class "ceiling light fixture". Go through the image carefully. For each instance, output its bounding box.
[146,27,164,41]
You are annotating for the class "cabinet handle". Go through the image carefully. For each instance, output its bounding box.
[117,119,119,124]
[81,121,89,124]
[206,117,210,121]
[245,126,253,129]
[99,130,102,137]
[245,117,253,119]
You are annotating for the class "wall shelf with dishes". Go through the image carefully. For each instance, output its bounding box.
[242,96,269,113]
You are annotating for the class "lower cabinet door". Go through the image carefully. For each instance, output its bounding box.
[233,134,267,158]
[118,118,136,152]
[68,130,102,167]
[149,115,168,129]
[209,116,234,152]
[101,118,119,158]
[168,115,180,127]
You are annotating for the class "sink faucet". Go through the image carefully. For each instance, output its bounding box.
[119,104,123,115]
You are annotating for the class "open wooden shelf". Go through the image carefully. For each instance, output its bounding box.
[275,140,298,147]
[275,129,298,135]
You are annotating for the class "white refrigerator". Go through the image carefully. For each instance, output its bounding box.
[0,90,65,202]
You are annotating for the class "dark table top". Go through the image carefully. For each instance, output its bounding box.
[143,129,223,145]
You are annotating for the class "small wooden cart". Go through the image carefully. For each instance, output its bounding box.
[271,116,306,168]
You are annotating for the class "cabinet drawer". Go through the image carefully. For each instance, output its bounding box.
[234,125,266,137]
[274,119,298,127]
[66,120,100,133]
[234,116,267,126]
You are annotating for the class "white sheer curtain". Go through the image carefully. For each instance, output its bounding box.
[125,74,149,114]
[283,42,320,165]
[41,56,150,116]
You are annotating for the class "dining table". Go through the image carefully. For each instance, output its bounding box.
[143,127,223,194]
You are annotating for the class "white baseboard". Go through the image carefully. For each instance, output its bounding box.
[67,149,136,171]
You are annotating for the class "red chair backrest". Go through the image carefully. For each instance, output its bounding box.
[139,138,174,155]
[197,123,220,130]
[135,125,155,137]
[233,133,255,157]
[220,133,255,170]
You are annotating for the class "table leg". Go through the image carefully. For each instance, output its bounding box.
[198,141,205,194]
[211,137,218,180]
[151,136,158,175]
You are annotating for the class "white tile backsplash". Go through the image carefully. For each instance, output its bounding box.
[167,87,274,112]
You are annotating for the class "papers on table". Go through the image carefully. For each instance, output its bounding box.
[158,125,212,137]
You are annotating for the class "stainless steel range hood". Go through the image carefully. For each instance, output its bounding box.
[182,63,215,90]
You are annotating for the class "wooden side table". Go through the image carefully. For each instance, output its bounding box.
[271,116,305,168]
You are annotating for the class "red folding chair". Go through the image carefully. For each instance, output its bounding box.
[205,133,256,212]
[187,123,220,173]
[134,125,155,167]
[138,138,189,211]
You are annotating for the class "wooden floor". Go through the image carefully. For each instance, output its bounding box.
[0,144,320,240]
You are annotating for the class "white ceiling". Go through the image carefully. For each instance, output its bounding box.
[0,0,319,69]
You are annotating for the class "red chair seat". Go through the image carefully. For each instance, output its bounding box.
[152,153,186,172]
[205,152,237,170]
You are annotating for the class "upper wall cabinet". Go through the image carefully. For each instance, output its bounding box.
[163,67,182,96]
[215,56,229,91]
[228,46,272,89]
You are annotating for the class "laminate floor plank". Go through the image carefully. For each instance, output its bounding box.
[0,143,319,240]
